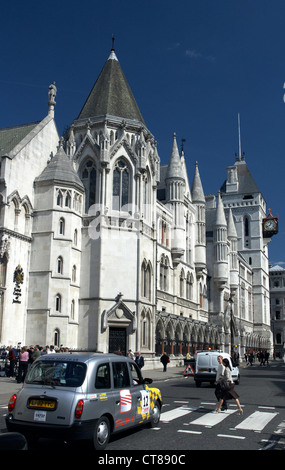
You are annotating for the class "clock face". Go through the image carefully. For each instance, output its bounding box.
[264,219,277,231]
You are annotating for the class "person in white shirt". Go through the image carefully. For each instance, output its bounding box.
[215,355,227,411]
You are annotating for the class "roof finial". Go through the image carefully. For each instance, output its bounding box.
[111,35,115,51]
[48,81,57,117]
[236,113,245,162]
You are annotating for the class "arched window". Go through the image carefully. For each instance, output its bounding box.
[57,256,63,274]
[65,191,71,208]
[141,260,152,300]
[186,272,194,300]
[74,229,78,246]
[160,255,169,292]
[55,294,62,312]
[82,159,96,212]
[54,329,60,347]
[59,217,65,235]
[71,300,75,320]
[180,269,185,297]
[72,265,76,283]
[140,309,151,349]
[57,190,63,207]
[112,159,130,211]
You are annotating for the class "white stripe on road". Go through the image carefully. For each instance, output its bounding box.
[235,411,278,431]
[178,430,202,435]
[160,406,197,423]
[189,409,237,427]
[217,434,245,440]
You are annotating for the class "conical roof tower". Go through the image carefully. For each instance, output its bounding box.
[77,47,145,125]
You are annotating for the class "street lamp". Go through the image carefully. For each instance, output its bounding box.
[228,297,234,355]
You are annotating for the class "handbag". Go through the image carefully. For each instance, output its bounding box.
[220,380,231,391]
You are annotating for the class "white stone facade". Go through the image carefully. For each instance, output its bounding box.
[0,49,274,361]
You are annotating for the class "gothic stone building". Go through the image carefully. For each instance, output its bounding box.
[0,47,273,365]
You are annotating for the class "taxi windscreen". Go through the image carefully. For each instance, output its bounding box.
[26,360,87,387]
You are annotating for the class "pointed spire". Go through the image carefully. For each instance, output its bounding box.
[235,113,245,162]
[191,162,205,203]
[227,208,237,239]
[215,191,227,226]
[166,133,185,180]
[77,47,144,124]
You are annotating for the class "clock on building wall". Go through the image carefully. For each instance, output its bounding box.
[262,209,279,238]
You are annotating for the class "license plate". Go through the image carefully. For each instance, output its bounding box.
[198,368,209,372]
[29,398,56,410]
[34,410,47,422]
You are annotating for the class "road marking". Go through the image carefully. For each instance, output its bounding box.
[174,401,189,404]
[258,406,275,410]
[217,434,245,440]
[178,430,202,435]
[190,409,237,427]
[160,406,197,423]
[235,411,278,431]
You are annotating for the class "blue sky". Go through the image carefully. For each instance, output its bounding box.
[1,0,285,265]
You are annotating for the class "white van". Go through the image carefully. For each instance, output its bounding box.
[194,350,240,388]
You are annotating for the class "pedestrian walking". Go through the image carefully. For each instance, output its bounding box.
[215,358,243,415]
[160,352,170,372]
[135,352,144,369]
[214,355,228,411]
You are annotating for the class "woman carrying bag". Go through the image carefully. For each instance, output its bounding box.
[215,358,243,415]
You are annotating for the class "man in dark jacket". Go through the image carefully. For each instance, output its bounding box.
[135,352,144,369]
[160,352,170,372]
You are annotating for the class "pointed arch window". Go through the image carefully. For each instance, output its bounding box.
[54,329,60,347]
[57,190,63,207]
[160,255,169,292]
[65,191,71,208]
[59,217,65,235]
[112,159,131,211]
[141,260,152,300]
[74,229,78,246]
[180,269,185,297]
[72,265,77,283]
[55,294,62,312]
[57,256,63,274]
[82,159,96,212]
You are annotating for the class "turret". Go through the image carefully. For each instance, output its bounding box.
[165,133,185,266]
[213,192,228,287]
[191,162,206,275]
[227,208,239,293]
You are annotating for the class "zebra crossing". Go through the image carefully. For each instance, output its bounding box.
[155,399,283,445]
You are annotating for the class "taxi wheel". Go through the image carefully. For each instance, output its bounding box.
[93,416,110,450]
[149,400,161,427]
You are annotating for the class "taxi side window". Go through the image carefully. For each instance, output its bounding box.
[112,362,130,388]
[95,363,111,389]
[129,362,141,385]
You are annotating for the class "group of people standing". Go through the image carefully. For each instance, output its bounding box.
[244,350,270,366]
[3,344,68,383]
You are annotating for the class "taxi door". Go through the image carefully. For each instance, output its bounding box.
[128,362,151,426]
[112,361,138,431]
